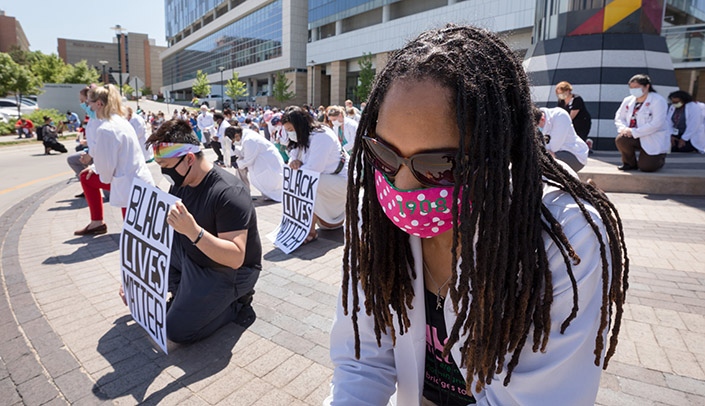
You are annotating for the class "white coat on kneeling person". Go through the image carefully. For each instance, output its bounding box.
[535,106,589,173]
[227,126,285,201]
[281,105,348,245]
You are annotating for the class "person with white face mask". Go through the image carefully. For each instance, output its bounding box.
[667,90,705,153]
[614,74,670,172]
[325,105,358,153]
[282,106,348,244]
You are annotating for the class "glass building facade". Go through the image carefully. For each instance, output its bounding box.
[163,0,283,85]
[309,0,384,26]
[165,0,224,39]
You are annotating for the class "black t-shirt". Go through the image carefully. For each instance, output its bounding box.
[557,94,591,139]
[170,165,262,270]
[423,288,476,405]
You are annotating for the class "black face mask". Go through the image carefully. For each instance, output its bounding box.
[161,155,191,187]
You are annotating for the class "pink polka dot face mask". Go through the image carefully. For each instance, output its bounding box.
[374,170,458,238]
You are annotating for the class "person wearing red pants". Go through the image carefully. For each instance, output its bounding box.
[74,84,154,236]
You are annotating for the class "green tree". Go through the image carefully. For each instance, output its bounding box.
[225,71,248,101]
[272,71,294,104]
[122,83,135,98]
[29,52,68,83]
[7,46,30,65]
[0,54,42,117]
[353,52,374,103]
[63,60,99,84]
[0,53,18,95]
[141,86,153,96]
[192,70,211,98]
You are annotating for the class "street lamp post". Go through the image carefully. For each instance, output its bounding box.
[309,60,316,107]
[99,60,108,84]
[134,77,140,110]
[110,24,127,96]
[218,66,225,109]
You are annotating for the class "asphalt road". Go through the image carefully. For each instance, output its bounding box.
[0,142,76,216]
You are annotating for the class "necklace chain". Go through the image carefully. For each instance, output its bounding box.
[423,261,452,310]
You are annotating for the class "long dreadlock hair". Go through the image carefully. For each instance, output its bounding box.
[342,24,629,392]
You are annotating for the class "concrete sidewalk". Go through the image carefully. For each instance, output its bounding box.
[1,156,705,405]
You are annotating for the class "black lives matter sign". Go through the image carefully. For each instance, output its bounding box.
[274,167,320,254]
[120,179,178,353]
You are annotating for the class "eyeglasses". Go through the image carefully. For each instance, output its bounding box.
[361,136,457,187]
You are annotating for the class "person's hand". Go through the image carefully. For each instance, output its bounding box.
[678,139,686,149]
[119,284,127,306]
[289,159,303,170]
[166,201,200,240]
[619,128,633,138]
[79,152,92,165]
[80,166,95,179]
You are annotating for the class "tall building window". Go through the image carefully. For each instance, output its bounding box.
[163,0,283,85]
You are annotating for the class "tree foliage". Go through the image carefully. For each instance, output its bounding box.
[29,52,68,83]
[353,52,374,104]
[272,71,294,104]
[192,70,211,97]
[0,53,42,117]
[62,60,99,84]
[225,71,248,101]
[122,83,135,98]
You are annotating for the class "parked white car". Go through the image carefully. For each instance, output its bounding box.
[0,98,39,118]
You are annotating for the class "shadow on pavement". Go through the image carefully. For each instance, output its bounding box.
[42,234,119,264]
[643,193,705,212]
[47,198,87,211]
[263,227,344,262]
[91,315,244,404]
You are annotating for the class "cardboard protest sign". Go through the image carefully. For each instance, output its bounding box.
[274,167,320,254]
[120,179,178,354]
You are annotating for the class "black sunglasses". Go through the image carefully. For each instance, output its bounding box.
[361,136,456,187]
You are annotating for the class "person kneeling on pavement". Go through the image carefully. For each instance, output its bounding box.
[144,119,261,344]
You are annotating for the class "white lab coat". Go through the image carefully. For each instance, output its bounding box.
[614,92,670,155]
[217,120,232,167]
[333,117,359,153]
[88,114,155,207]
[197,112,215,135]
[289,127,348,224]
[327,185,611,406]
[234,129,285,201]
[674,102,705,154]
[129,113,154,162]
[540,107,589,165]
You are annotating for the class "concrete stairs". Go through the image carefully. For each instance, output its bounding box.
[578,151,705,196]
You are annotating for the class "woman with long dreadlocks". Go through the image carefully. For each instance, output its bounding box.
[326,25,628,405]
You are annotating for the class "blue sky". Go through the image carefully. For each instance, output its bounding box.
[3,1,167,55]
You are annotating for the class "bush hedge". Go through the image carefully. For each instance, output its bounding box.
[0,109,66,136]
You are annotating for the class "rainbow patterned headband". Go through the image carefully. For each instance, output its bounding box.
[153,143,201,158]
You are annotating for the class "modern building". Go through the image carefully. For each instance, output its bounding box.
[58,30,166,94]
[161,0,309,107]
[306,0,535,107]
[0,10,30,53]
[162,0,705,147]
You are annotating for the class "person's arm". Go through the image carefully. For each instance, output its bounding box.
[325,281,398,405]
[300,134,336,173]
[681,102,703,143]
[631,95,668,139]
[90,126,120,184]
[166,200,248,270]
[569,96,584,120]
[343,119,358,152]
[614,98,631,134]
